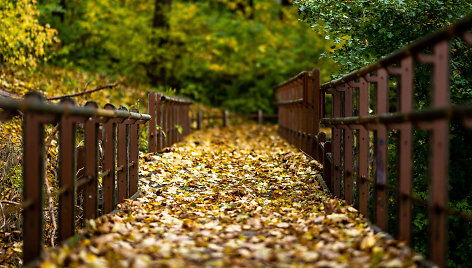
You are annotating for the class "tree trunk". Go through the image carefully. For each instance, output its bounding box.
[248,0,254,19]
[52,0,66,22]
[147,0,171,87]
[279,0,291,20]
[153,0,171,29]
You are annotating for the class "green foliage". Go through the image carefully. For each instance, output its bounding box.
[295,0,472,73]
[175,124,183,135]
[0,0,57,68]
[38,0,338,113]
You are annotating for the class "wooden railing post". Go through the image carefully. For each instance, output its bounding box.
[388,56,414,245]
[258,109,263,125]
[170,102,175,145]
[371,69,388,230]
[223,110,229,127]
[332,89,342,198]
[177,103,182,142]
[301,73,308,153]
[418,40,450,267]
[343,85,354,204]
[102,103,116,214]
[156,94,162,152]
[22,92,46,264]
[349,77,371,218]
[290,84,295,145]
[117,107,130,204]
[323,140,332,191]
[58,98,77,242]
[148,92,157,153]
[295,77,308,152]
[317,132,326,163]
[163,101,169,147]
[185,104,191,135]
[129,109,141,197]
[197,111,203,130]
[84,101,99,219]
[312,69,322,161]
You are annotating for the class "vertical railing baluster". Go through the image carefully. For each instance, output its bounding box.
[171,102,175,143]
[197,111,202,130]
[171,102,175,144]
[358,77,370,216]
[323,140,333,191]
[418,41,450,267]
[187,105,190,134]
[332,89,342,197]
[148,92,157,153]
[258,109,263,126]
[298,78,303,149]
[58,98,77,242]
[84,101,99,219]
[129,109,140,197]
[306,73,314,157]
[388,57,414,244]
[162,100,167,148]
[168,101,172,145]
[300,76,306,151]
[117,107,130,204]
[373,69,388,230]
[102,104,116,213]
[344,85,354,204]
[22,93,45,264]
[317,132,326,165]
[312,69,322,161]
[292,83,296,145]
[177,103,181,142]
[223,110,229,128]
[175,103,179,142]
[156,94,162,152]
[166,101,170,147]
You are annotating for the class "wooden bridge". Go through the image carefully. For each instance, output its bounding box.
[1,13,472,268]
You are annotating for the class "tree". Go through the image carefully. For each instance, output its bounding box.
[0,0,57,68]
[294,0,472,73]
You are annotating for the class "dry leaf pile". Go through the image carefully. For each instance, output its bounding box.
[41,124,422,267]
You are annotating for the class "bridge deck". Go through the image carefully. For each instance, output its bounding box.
[41,124,422,267]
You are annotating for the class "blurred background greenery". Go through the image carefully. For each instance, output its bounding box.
[1,0,339,113]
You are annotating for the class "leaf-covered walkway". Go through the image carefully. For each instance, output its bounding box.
[41,124,421,267]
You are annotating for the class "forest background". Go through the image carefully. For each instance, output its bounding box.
[1,0,472,267]
[1,0,339,114]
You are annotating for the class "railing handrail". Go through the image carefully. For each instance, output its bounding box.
[275,71,309,88]
[159,94,193,104]
[0,95,151,120]
[320,104,472,125]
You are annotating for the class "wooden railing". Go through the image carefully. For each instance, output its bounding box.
[0,92,150,265]
[194,109,276,129]
[148,92,192,153]
[275,14,472,267]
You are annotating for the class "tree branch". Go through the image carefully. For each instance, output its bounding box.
[47,82,119,101]
[0,200,22,206]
